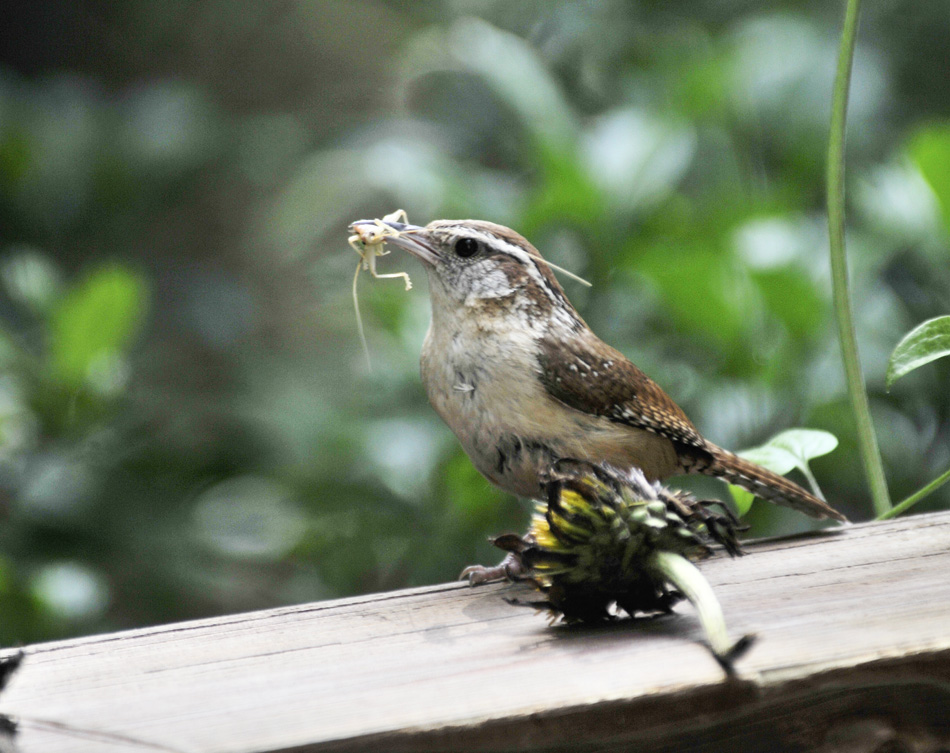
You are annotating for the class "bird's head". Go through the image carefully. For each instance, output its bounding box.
[349,217,584,326]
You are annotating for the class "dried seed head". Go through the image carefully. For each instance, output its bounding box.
[495,459,752,669]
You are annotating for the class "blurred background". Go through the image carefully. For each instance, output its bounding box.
[0,0,948,644]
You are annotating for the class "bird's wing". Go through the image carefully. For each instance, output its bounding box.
[535,330,709,452]
[536,332,848,522]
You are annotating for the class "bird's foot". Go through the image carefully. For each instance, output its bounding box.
[459,550,527,586]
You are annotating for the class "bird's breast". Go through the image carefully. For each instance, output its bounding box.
[420,317,679,498]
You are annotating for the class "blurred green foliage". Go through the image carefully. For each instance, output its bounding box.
[0,0,948,644]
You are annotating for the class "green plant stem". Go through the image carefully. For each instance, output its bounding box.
[877,467,950,521]
[798,464,825,502]
[827,0,892,516]
[650,550,731,658]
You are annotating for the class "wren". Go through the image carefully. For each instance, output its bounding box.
[349,218,846,582]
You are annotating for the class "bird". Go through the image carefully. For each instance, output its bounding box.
[349,217,847,581]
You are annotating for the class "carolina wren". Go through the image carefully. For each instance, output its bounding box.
[350,218,846,576]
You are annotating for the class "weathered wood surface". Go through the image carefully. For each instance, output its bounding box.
[1,512,950,753]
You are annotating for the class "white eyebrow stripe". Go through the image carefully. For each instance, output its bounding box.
[451,228,559,304]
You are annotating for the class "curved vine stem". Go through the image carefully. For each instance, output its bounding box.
[877,466,950,521]
[827,0,892,516]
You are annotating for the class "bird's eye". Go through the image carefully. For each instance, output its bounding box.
[454,237,479,258]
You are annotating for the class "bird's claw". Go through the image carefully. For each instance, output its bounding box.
[459,551,527,586]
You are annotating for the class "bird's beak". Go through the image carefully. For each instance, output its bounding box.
[348,220,439,266]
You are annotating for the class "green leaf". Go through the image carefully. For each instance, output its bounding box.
[728,486,755,517]
[886,315,950,390]
[48,266,148,387]
[767,429,839,470]
[908,123,950,233]
[737,444,798,475]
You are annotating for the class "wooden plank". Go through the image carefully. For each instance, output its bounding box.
[1,512,950,752]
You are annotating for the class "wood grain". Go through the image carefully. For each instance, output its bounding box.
[2,512,950,752]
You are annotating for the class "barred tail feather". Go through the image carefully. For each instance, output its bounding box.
[701,444,847,523]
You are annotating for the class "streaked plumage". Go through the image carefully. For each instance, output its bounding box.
[350,217,847,524]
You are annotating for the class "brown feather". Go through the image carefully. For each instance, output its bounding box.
[537,330,709,453]
[703,443,847,522]
[536,332,846,522]
[424,218,847,523]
